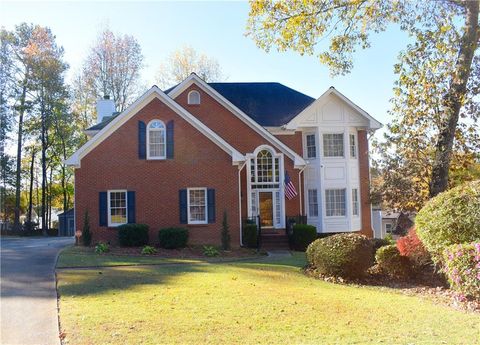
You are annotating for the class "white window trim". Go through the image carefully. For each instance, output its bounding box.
[322,132,345,159]
[304,132,317,159]
[107,189,128,227]
[146,119,166,160]
[187,187,208,225]
[187,90,201,105]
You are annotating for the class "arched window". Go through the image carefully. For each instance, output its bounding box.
[147,120,166,159]
[250,147,280,186]
[188,90,201,105]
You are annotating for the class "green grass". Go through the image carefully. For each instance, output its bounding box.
[57,253,480,345]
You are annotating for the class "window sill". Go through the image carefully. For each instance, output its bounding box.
[187,223,210,227]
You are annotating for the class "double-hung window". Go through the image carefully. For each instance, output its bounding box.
[350,134,357,158]
[147,120,166,159]
[306,134,316,159]
[325,189,346,217]
[352,188,359,216]
[308,189,318,217]
[323,133,344,157]
[187,188,207,224]
[108,190,127,226]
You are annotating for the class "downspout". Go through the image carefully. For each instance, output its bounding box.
[298,165,307,216]
[238,161,247,246]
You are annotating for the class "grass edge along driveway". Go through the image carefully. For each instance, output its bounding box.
[57,253,480,345]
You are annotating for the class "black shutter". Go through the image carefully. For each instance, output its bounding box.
[99,192,108,226]
[127,191,136,224]
[138,121,146,159]
[207,189,216,223]
[166,120,174,159]
[179,189,187,224]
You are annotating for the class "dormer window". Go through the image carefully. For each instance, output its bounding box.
[147,120,166,159]
[188,90,201,105]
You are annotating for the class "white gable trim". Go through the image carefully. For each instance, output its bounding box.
[168,74,306,168]
[65,86,245,168]
[285,87,382,130]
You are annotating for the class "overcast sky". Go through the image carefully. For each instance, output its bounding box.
[1,1,411,130]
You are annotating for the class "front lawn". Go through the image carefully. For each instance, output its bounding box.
[57,253,480,345]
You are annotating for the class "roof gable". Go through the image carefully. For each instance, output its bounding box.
[168,74,306,168]
[65,86,245,168]
[286,87,382,130]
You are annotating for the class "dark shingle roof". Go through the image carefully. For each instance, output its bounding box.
[87,82,315,131]
[208,82,315,126]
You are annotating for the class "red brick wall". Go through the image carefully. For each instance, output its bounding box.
[75,97,241,246]
[274,132,303,157]
[358,130,373,237]
[175,84,301,217]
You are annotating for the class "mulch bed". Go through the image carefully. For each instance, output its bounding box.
[305,265,480,313]
[83,245,261,259]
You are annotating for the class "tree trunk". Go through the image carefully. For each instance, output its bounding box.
[13,75,28,230]
[41,92,47,236]
[27,148,35,223]
[429,0,479,197]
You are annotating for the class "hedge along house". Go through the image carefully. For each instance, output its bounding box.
[66,73,381,247]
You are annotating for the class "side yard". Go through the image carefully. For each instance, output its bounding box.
[56,252,480,345]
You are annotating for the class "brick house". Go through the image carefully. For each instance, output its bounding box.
[66,73,381,247]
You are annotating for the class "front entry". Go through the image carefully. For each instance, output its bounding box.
[259,192,274,228]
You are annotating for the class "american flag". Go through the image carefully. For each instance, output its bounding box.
[284,171,298,200]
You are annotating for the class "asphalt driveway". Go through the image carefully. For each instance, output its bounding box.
[1,236,73,345]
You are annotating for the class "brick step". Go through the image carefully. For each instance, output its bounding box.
[260,232,290,250]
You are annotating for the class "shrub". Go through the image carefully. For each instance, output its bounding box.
[292,224,317,251]
[242,224,258,248]
[443,243,480,300]
[203,245,220,257]
[376,244,412,278]
[118,224,149,247]
[397,227,431,269]
[384,233,394,243]
[371,238,392,257]
[415,180,480,263]
[306,233,374,279]
[82,211,92,246]
[221,210,231,250]
[47,228,58,236]
[158,227,188,249]
[95,242,109,254]
[141,245,157,255]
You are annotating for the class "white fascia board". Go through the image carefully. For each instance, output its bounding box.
[286,87,382,131]
[168,74,306,167]
[65,86,245,168]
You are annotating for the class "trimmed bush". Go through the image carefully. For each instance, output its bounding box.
[306,233,374,279]
[443,243,480,300]
[371,238,393,259]
[95,242,109,254]
[158,227,188,249]
[118,224,149,247]
[415,180,480,263]
[397,227,431,269]
[242,224,258,248]
[292,224,317,251]
[221,211,231,250]
[376,244,412,278]
[82,211,92,246]
[141,245,157,255]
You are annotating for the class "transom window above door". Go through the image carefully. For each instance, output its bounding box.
[147,120,166,159]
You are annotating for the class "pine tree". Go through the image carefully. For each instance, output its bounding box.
[221,210,230,251]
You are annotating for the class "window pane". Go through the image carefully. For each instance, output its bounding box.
[306,134,316,158]
[325,189,346,216]
[109,191,127,225]
[148,121,166,158]
[323,134,344,157]
[352,188,359,216]
[350,134,356,158]
[256,150,273,183]
[189,189,206,222]
[308,189,318,217]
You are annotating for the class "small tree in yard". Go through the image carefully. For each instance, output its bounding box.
[221,210,231,251]
[82,211,92,246]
